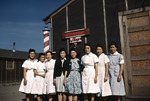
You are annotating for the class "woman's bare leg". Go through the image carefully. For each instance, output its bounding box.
[48,95,53,101]
[73,95,77,101]
[37,95,41,101]
[58,93,62,101]
[118,96,121,101]
[84,94,88,101]
[63,93,67,101]
[26,94,30,101]
[91,94,95,101]
[68,94,73,101]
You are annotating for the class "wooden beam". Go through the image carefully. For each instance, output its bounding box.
[129,40,150,46]
[125,0,129,11]
[127,11,149,19]
[119,6,150,16]
[128,25,150,33]
[83,0,87,43]
[0,60,2,83]
[5,60,7,82]
[66,6,69,54]
[103,0,108,53]
[131,54,150,61]
[132,70,150,76]
[66,6,69,31]
[119,15,131,96]
[51,17,53,52]
[44,19,51,25]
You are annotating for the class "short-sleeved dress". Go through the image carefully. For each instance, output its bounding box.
[19,59,38,94]
[81,52,100,94]
[31,61,46,95]
[43,59,56,94]
[55,58,67,92]
[65,59,82,94]
[97,53,112,97]
[108,51,126,96]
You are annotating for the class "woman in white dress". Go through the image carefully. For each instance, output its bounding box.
[19,49,38,101]
[96,44,112,101]
[31,53,46,101]
[81,43,100,101]
[43,51,56,101]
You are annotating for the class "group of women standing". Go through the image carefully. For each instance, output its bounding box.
[19,42,126,101]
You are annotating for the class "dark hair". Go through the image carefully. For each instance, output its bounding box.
[28,49,35,54]
[109,42,118,49]
[46,51,53,55]
[38,53,45,61]
[96,44,104,50]
[58,48,67,58]
[28,49,35,58]
[69,48,78,59]
[83,43,93,52]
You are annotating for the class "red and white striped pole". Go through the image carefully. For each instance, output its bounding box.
[43,27,50,53]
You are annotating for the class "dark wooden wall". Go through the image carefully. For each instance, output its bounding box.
[53,8,67,58]
[51,0,150,58]
[0,58,24,83]
[85,0,105,54]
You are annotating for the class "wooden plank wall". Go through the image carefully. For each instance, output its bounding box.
[126,11,150,96]
[0,58,24,83]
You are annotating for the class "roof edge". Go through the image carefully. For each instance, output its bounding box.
[43,0,75,24]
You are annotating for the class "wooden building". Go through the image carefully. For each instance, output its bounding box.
[43,0,150,100]
[0,49,38,84]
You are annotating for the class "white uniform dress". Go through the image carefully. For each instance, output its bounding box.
[31,61,46,95]
[43,59,56,94]
[81,52,100,94]
[19,59,38,94]
[97,53,112,97]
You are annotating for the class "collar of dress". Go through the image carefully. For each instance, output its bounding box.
[39,61,44,64]
[61,58,66,60]
[85,52,93,57]
[46,58,54,62]
[109,51,119,56]
[98,53,104,58]
[70,58,79,62]
[28,58,37,62]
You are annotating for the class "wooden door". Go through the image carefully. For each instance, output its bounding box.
[119,8,150,97]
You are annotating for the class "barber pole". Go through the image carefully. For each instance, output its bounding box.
[43,27,50,53]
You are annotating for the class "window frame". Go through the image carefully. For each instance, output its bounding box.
[6,60,15,70]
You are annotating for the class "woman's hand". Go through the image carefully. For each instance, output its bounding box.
[42,74,46,78]
[94,77,97,83]
[104,76,108,82]
[117,75,121,82]
[63,79,65,86]
[53,79,56,84]
[24,79,27,85]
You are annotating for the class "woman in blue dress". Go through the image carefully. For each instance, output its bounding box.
[108,42,125,101]
[64,48,82,101]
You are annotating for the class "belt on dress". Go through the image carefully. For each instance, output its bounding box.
[47,68,54,71]
[26,69,34,71]
[85,65,94,68]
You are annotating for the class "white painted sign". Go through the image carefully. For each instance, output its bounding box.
[70,37,82,43]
